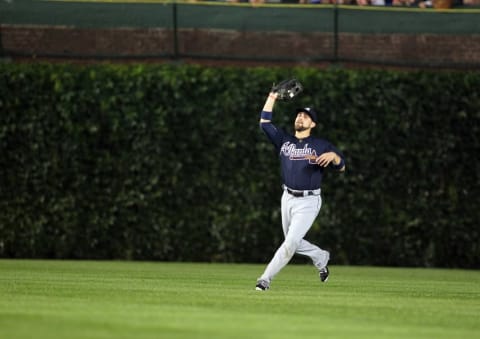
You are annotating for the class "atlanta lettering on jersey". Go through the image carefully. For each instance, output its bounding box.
[280,142,318,163]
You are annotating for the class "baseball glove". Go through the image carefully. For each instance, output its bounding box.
[271,78,303,100]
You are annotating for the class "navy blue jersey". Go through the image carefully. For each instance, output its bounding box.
[260,119,345,190]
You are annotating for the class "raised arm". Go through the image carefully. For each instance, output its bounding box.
[259,92,278,123]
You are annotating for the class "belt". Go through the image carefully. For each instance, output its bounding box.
[283,185,321,197]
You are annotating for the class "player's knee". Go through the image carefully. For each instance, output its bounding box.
[284,238,301,258]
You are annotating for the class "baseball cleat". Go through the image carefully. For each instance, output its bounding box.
[319,266,329,282]
[255,279,270,291]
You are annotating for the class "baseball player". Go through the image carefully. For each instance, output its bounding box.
[255,90,346,291]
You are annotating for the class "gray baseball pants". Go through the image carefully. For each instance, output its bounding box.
[258,189,330,283]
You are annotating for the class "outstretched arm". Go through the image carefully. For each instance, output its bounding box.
[259,92,278,123]
[259,92,284,150]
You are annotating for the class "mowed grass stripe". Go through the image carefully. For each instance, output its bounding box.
[0,260,479,339]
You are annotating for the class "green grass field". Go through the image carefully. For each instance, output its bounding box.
[0,260,479,339]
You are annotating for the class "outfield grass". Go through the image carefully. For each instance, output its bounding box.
[0,260,479,339]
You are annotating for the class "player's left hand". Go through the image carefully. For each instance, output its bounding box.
[271,78,303,100]
[315,152,339,167]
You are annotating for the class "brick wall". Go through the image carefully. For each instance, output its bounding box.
[0,25,173,58]
[1,24,479,68]
[338,34,480,67]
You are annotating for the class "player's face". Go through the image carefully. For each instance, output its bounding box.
[294,112,314,132]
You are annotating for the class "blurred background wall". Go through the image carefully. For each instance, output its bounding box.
[1,0,480,68]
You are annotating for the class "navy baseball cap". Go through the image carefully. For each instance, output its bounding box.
[296,107,318,124]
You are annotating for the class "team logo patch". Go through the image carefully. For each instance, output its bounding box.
[280,142,317,164]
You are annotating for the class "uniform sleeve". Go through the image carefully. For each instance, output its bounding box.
[260,117,285,151]
[326,141,346,170]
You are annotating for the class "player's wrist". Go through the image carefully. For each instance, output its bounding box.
[332,154,340,165]
[331,157,344,170]
[260,111,273,120]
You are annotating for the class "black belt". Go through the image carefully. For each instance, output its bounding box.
[284,186,321,197]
